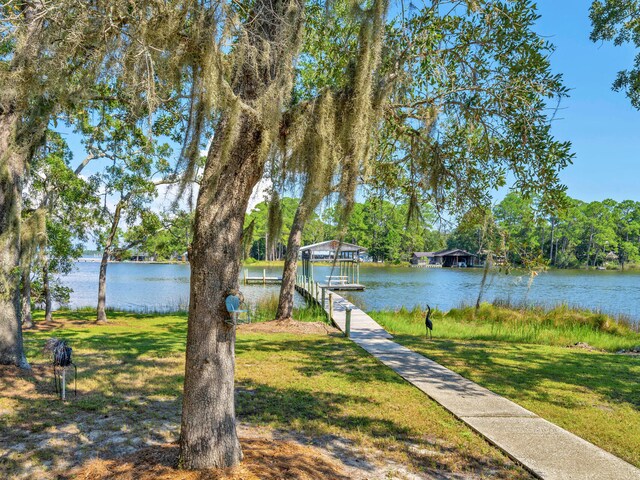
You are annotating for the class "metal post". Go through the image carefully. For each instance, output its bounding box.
[61,368,66,401]
[345,307,352,338]
[328,293,333,322]
[263,268,266,285]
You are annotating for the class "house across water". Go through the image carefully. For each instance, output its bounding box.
[411,249,478,268]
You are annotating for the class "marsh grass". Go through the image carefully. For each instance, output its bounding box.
[371,301,640,351]
[248,295,328,324]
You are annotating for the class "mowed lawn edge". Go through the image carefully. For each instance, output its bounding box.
[3,311,531,479]
[371,309,640,467]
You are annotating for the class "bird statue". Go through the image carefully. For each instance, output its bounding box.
[425,305,433,339]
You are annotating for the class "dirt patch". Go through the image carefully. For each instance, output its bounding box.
[70,439,351,480]
[238,319,338,335]
[1,364,51,399]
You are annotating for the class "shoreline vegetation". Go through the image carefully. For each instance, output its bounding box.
[371,300,640,351]
[79,257,640,271]
[61,296,640,346]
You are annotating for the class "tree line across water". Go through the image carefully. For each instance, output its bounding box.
[71,191,640,271]
[244,193,640,269]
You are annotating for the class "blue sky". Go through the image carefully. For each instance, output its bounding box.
[533,0,640,202]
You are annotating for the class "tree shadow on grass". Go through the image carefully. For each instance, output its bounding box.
[396,335,640,411]
[236,335,409,387]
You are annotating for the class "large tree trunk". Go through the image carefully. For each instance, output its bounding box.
[96,201,124,323]
[0,112,30,369]
[276,197,319,320]
[179,114,265,469]
[276,207,306,320]
[21,264,33,329]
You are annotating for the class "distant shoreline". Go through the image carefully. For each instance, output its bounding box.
[76,258,640,272]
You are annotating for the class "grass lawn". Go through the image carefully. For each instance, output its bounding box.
[371,307,640,467]
[1,311,530,479]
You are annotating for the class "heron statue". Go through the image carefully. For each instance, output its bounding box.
[425,305,433,339]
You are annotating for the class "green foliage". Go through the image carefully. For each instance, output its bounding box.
[377,0,573,216]
[22,132,99,300]
[590,1,640,108]
[339,197,443,262]
[487,192,640,269]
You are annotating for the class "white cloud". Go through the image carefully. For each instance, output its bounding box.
[247,177,272,212]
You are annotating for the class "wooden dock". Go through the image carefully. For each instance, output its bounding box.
[243,270,365,290]
[318,283,365,291]
[243,269,282,285]
[295,277,389,339]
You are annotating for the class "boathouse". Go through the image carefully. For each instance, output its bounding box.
[411,249,478,267]
[299,240,367,290]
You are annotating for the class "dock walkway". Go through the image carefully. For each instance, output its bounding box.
[295,281,640,480]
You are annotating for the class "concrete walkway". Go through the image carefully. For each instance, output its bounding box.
[317,289,640,480]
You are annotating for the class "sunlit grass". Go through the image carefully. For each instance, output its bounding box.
[6,311,528,478]
[390,337,640,468]
[369,302,640,467]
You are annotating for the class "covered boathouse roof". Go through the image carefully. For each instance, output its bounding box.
[413,248,477,258]
[299,240,367,253]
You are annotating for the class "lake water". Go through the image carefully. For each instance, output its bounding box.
[62,262,640,323]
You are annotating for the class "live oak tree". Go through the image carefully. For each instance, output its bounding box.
[275,0,574,320]
[172,0,389,467]
[590,0,640,108]
[20,132,98,325]
[0,0,188,366]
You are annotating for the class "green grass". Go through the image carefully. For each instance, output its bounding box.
[370,303,640,467]
[371,302,640,351]
[388,337,640,468]
[6,310,528,478]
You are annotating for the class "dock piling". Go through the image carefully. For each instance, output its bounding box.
[328,293,333,322]
[345,307,352,338]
